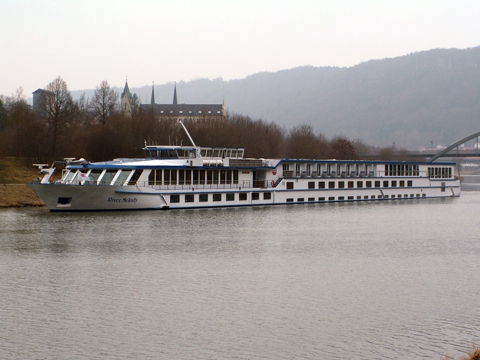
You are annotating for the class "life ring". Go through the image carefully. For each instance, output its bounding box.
[271,180,275,187]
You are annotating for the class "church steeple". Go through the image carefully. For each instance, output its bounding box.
[121,78,131,99]
[151,81,155,105]
[173,82,178,105]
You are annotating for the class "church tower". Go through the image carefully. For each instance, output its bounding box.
[173,82,178,105]
[121,80,133,117]
[151,82,155,105]
[120,79,139,117]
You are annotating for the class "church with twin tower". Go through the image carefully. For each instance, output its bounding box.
[120,80,226,122]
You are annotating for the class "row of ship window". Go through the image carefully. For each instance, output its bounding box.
[282,163,376,178]
[286,180,414,190]
[286,194,427,202]
[169,192,272,203]
[427,167,453,179]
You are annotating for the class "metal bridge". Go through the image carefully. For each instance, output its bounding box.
[428,131,480,161]
[363,131,480,161]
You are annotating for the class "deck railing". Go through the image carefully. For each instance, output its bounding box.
[48,179,276,189]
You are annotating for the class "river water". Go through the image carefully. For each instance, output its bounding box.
[1,192,479,359]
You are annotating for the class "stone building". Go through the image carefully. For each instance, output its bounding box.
[32,88,54,117]
[140,83,226,122]
[120,80,140,117]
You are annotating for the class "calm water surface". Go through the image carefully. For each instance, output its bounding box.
[1,193,479,359]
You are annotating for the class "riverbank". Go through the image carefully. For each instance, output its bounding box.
[0,157,45,208]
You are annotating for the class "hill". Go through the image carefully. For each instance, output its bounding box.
[68,46,480,148]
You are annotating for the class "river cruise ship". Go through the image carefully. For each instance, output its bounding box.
[29,137,460,212]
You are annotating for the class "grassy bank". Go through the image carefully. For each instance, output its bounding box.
[443,346,480,360]
[0,157,45,208]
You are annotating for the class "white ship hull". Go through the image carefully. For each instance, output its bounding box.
[29,176,460,212]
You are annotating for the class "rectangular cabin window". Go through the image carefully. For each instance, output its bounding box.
[286,182,294,189]
[252,192,260,200]
[163,169,171,185]
[100,170,118,185]
[295,164,301,177]
[399,180,405,187]
[88,170,104,184]
[308,197,315,202]
[297,198,305,202]
[226,193,235,201]
[348,181,354,188]
[178,170,185,185]
[170,170,177,185]
[383,181,389,187]
[239,193,247,201]
[193,170,199,185]
[185,194,194,203]
[357,181,363,188]
[213,193,222,202]
[286,198,294,203]
[319,197,325,201]
[366,181,372,188]
[308,182,315,189]
[391,180,397,187]
[199,194,208,202]
[318,181,325,189]
[328,197,335,201]
[328,181,335,189]
[264,192,272,200]
[407,180,413,187]
[149,169,163,185]
[127,170,142,185]
[170,195,180,203]
[338,181,345,189]
[375,181,380,188]
[112,170,130,185]
[63,170,77,183]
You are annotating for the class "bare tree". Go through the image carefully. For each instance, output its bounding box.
[328,136,359,160]
[0,96,6,131]
[4,88,31,157]
[44,77,74,158]
[285,125,329,159]
[90,80,118,125]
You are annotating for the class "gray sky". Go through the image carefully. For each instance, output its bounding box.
[1,0,479,97]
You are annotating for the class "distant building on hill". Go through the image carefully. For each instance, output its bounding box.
[120,80,140,117]
[32,88,54,118]
[139,83,226,122]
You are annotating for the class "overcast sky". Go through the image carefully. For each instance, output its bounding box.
[1,0,479,97]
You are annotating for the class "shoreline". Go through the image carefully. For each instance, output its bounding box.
[0,184,45,208]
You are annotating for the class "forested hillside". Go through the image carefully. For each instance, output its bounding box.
[100,46,480,148]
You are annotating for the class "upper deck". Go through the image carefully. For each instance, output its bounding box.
[143,146,245,160]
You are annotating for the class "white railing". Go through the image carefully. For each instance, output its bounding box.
[53,179,276,189]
